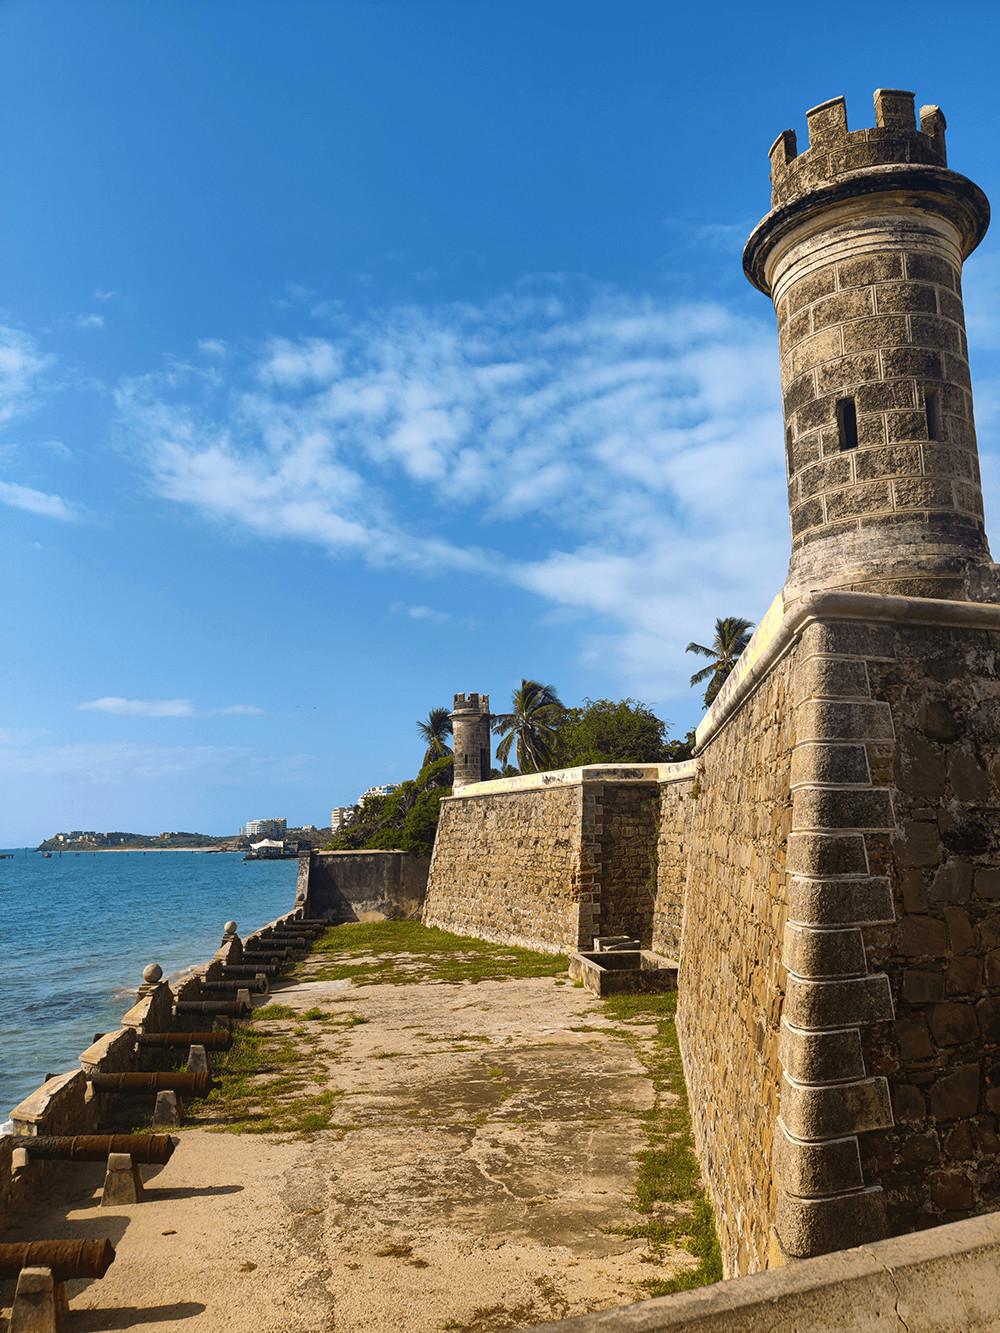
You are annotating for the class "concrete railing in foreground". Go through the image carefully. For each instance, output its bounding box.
[529,1209,1000,1331]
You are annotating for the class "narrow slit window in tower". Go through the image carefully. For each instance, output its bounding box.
[785,426,794,473]
[836,397,858,450]
[926,390,942,441]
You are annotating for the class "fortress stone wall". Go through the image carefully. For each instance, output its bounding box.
[424,592,1000,1276]
[424,765,690,954]
[298,849,430,922]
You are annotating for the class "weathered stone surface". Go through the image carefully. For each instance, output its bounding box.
[784,974,893,1029]
[773,1125,863,1197]
[781,1075,893,1140]
[424,771,677,954]
[676,648,794,1276]
[783,924,866,978]
[778,1023,865,1084]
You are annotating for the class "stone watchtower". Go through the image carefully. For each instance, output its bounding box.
[744,89,998,604]
[450,693,491,790]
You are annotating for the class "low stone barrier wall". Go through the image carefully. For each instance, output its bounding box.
[298,849,430,922]
[423,765,685,954]
[533,1208,1000,1331]
[0,903,309,1231]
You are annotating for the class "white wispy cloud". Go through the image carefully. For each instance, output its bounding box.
[114,279,789,698]
[0,739,252,782]
[0,325,50,426]
[92,288,119,302]
[0,480,77,521]
[391,602,451,623]
[70,313,105,331]
[197,338,228,358]
[79,697,264,718]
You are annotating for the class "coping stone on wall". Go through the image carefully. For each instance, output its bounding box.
[694,588,1000,755]
[526,1208,1000,1331]
[443,760,698,802]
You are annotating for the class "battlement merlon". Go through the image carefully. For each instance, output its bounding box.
[748,90,988,295]
[451,692,490,715]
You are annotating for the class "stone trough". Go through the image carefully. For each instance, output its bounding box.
[568,950,677,998]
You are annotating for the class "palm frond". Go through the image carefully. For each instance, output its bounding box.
[689,664,718,687]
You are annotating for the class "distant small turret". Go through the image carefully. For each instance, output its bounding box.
[450,693,491,790]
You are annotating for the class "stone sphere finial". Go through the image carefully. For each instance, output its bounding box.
[224,920,237,936]
[142,963,163,984]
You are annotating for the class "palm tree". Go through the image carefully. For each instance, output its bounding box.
[416,707,453,767]
[492,679,564,773]
[686,617,755,708]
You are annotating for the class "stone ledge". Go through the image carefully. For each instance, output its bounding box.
[773,1121,864,1197]
[783,923,867,978]
[695,586,1000,753]
[781,1072,893,1139]
[527,1208,1000,1330]
[784,972,894,1029]
[443,761,696,801]
[779,1021,866,1083]
[788,875,895,925]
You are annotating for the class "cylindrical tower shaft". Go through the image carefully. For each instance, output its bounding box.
[450,693,491,790]
[744,89,998,603]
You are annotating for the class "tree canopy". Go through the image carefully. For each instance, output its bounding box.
[553,697,678,767]
[326,754,453,857]
[416,706,453,768]
[492,679,564,772]
[686,616,754,707]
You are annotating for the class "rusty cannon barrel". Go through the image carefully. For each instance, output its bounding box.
[20,1134,176,1164]
[200,978,268,994]
[0,1238,116,1280]
[88,1072,212,1096]
[175,999,248,1017]
[138,1030,232,1051]
[222,963,281,977]
[243,943,293,956]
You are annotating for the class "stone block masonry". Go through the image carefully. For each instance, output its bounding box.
[299,850,430,922]
[423,765,691,954]
[424,590,1000,1278]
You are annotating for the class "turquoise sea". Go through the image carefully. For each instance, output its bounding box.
[0,850,297,1116]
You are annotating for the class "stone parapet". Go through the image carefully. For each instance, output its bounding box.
[530,1209,1000,1331]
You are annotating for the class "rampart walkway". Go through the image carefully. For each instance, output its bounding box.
[1,925,708,1331]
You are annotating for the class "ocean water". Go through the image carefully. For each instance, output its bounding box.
[0,850,298,1115]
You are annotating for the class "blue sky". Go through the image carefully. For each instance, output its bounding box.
[4,0,1000,844]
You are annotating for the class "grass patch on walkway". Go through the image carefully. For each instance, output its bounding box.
[604,991,722,1296]
[303,920,567,986]
[189,1008,337,1136]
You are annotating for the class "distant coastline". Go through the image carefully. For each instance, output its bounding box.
[36,825,329,855]
[51,846,240,854]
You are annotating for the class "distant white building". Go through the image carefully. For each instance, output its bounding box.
[330,806,354,833]
[357,784,398,806]
[243,818,287,839]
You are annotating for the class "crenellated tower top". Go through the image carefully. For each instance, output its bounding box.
[744,89,998,604]
[768,91,948,209]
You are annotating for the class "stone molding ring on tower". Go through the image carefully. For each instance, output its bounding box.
[743,88,999,606]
